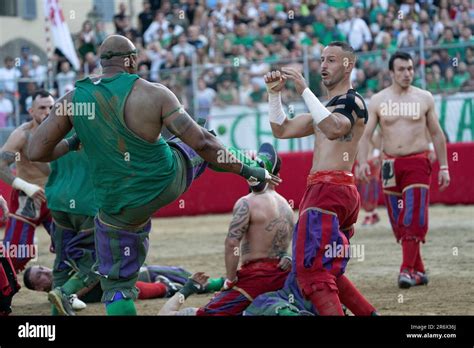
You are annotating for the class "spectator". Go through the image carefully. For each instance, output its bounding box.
[19,46,32,69]
[144,11,170,45]
[440,67,461,93]
[78,20,96,58]
[82,52,99,76]
[0,89,14,127]
[114,2,128,35]
[138,0,155,37]
[196,78,216,120]
[29,55,47,88]
[95,21,108,46]
[215,78,238,106]
[56,61,76,97]
[0,57,20,94]
[338,7,372,51]
[171,33,196,59]
[460,64,474,91]
[238,73,253,106]
[188,25,207,49]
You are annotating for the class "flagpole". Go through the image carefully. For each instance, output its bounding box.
[44,0,55,91]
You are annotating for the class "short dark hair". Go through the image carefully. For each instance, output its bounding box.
[327,41,356,56]
[32,89,52,101]
[389,51,413,71]
[23,267,34,290]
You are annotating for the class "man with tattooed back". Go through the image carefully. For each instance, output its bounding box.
[197,146,293,316]
[28,35,279,316]
[0,90,53,272]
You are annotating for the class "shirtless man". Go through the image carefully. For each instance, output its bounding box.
[264,41,377,315]
[28,35,279,315]
[196,145,293,316]
[0,90,53,272]
[158,147,293,316]
[357,51,450,289]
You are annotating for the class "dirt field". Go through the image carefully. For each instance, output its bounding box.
[9,205,474,315]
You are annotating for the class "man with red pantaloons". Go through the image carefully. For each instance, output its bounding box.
[357,51,450,289]
[0,90,54,272]
[264,41,377,316]
[0,195,20,316]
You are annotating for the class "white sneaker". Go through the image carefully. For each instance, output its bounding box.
[69,294,87,311]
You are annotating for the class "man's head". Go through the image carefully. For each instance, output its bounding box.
[29,89,54,125]
[23,265,53,292]
[388,51,414,89]
[320,41,356,89]
[251,143,281,193]
[99,35,138,73]
[4,56,14,69]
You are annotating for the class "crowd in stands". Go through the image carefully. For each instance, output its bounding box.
[0,0,473,126]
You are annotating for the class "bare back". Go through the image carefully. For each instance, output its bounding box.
[312,93,367,172]
[240,189,294,264]
[371,86,432,156]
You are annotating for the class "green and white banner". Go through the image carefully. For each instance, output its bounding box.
[209,92,474,152]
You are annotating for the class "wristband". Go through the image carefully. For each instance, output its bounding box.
[268,92,287,125]
[65,134,81,151]
[301,88,331,124]
[12,178,40,198]
[428,143,434,151]
[440,165,449,171]
[372,148,381,157]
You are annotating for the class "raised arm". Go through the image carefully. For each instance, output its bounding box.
[157,84,280,185]
[28,92,75,162]
[224,197,250,288]
[264,71,314,139]
[425,92,450,191]
[280,67,353,140]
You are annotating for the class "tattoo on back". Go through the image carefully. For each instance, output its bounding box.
[266,204,294,257]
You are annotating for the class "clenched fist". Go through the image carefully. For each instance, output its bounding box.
[264,70,287,94]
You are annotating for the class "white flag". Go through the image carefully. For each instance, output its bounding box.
[43,0,80,71]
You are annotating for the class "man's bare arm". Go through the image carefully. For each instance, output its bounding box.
[225,198,250,282]
[158,85,280,185]
[425,93,450,191]
[270,113,314,139]
[0,131,24,185]
[28,92,74,162]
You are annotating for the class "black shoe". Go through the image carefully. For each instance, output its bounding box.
[398,270,415,289]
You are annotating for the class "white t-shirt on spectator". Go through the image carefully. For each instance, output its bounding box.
[197,87,216,119]
[0,96,14,127]
[171,42,196,59]
[339,18,372,51]
[249,62,270,88]
[144,20,170,45]
[30,65,48,87]
[0,67,21,93]
[56,71,76,97]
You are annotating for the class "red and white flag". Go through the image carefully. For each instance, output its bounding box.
[43,0,80,70]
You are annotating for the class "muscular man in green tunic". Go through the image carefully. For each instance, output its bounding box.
[28,35,280,315]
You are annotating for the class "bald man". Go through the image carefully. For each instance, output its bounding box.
[28,35,280,315]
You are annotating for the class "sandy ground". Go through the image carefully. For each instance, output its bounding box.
[8,205,474,315]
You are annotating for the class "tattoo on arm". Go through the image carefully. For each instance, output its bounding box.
[0,151,17,184]
[227,199,250,241]
[165,112,194,138]
[0,151,16,165]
